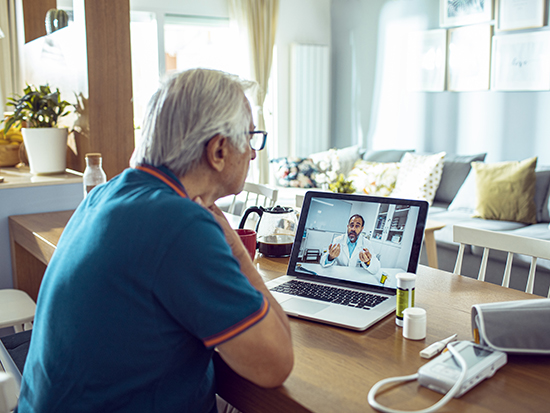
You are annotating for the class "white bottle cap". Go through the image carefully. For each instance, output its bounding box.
[403,307,427,340]
[396,272,416,288]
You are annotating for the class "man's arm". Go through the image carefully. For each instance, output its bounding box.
[320,250,335,267]
[207,203,293,388]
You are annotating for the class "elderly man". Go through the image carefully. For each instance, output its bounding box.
[17,69,293,412]
[320,214,381,274]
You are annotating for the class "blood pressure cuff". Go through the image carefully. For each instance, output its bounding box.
[471,298,550,354]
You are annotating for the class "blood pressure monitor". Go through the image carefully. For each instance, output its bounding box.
[418,341,507,397]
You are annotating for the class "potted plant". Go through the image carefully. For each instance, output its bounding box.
[3,84,72,174]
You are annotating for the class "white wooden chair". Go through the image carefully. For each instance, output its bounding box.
[453,225,550,298]
[0,290,36,334]
[0,372,18,413]
[227,182,279,215]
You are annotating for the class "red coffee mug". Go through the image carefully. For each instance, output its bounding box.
[236,229,257,261]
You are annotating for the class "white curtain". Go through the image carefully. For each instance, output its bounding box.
[229,0,279,184]
[0,0,23,115]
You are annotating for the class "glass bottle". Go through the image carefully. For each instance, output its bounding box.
[83,153,107,197]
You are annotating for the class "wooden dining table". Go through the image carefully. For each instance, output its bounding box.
[8,210,550,412]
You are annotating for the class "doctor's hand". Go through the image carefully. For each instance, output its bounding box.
[359,248,372,265]
[328,243,341,261]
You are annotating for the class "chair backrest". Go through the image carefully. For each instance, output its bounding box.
[227,182,279,215]
[453,225,550,298]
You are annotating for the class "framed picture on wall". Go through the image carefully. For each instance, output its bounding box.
[496,0,545,31]
[447,24,492,91]
[491,31,550,91]
[440,0,493,27]
[406,29,447,92]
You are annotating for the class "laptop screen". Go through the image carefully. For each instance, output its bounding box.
[287,191,429,294]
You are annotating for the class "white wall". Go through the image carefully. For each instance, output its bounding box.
[330,0,386,150]
[331,0,550,165]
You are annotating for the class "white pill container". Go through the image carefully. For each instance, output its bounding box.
[403,307,427,340]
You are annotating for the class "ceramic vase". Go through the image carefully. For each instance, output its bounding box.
[21,128,68,174]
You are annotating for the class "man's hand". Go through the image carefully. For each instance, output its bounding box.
[328,243,341,261]
[195,197,251,264]
[359,248,372,266]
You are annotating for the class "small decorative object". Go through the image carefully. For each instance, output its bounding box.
[329,174,355,194]
[45,9,69,35]
[83,153,107,197]
[0,123,23,167]
[3,84,72,174]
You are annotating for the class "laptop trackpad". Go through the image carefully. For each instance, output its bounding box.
[282,298,330,315]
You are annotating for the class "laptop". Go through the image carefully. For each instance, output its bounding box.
[266,191,428,331]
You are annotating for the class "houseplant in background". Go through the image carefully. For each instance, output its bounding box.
[329,174,355,193]
[3,84,72,174]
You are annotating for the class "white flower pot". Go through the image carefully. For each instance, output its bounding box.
[22,128,68,174]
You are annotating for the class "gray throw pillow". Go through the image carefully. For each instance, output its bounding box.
[434,153,487,204]
[362,149,415,162]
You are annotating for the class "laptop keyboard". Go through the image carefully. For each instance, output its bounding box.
[270,279,389,310]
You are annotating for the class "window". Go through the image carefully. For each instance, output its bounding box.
[163,15,246,78]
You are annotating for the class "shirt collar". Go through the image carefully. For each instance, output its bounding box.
[134,164,188,198]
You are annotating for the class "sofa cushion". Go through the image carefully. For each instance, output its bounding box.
[392,152,446,205]
[347,161,400,196]
[362,149,415,163]
[472,157,537,224]
[503,223,550,270]
[428,208,527,247]
[448,169,477,213]
[434,153,487,205]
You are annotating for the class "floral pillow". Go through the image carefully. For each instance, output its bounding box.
[270,157,319,188]
[348,161,400,196]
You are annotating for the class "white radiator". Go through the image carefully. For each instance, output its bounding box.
[290,43,330,157]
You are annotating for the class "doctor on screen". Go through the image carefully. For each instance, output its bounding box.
[320,214,381,274]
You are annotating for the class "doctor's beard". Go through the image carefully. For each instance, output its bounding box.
[348,230,358,243]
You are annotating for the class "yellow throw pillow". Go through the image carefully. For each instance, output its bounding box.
[472,157,537,224]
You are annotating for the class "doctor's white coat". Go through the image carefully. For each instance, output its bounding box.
[320,234,381,274]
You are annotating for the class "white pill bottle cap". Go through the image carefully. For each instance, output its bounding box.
[403,307,427,340]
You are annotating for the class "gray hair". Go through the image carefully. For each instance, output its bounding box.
[130,68,255,177]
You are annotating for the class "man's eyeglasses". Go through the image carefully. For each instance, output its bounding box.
[249,131,267,151]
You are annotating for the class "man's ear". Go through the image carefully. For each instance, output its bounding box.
[204,134,228,172]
